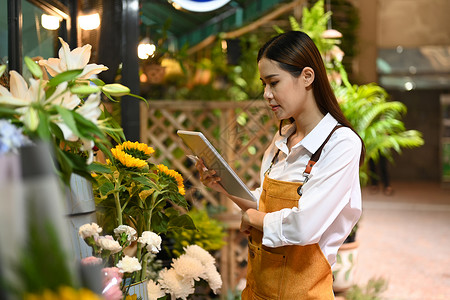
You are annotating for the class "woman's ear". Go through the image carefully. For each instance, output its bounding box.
[302,67,315,87]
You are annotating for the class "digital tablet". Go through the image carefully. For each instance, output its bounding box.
[177,130,256,202]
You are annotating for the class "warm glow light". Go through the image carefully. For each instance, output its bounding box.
[78,13,101,30]
[322,29,343,39]
[41,14,60,30]
[138,41,156,60]
[404,81,415,91]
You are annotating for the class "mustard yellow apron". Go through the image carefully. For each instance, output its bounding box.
[241,175,334,299]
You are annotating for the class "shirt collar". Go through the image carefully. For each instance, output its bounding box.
[274,113,339,154]
[302,113,339,154]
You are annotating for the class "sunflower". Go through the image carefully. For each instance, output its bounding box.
[24,287,102,300]
[116,141,154,160]
[157,164,186,195]
[111,147,148,169]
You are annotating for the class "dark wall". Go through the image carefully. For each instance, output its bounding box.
[385,89,449,182]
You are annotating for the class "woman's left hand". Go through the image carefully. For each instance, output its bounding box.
[240,209,266,234]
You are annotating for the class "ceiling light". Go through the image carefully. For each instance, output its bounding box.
[78,13,101,30]
[41,14,60,30]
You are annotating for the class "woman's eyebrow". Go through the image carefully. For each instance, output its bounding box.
[260,74,279,81]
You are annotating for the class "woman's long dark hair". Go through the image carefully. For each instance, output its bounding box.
[258,31,365,165]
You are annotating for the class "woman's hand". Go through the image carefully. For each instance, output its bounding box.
[195,158,227,194]
[240,209,265,235]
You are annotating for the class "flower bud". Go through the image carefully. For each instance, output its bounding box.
[70,85,101,95]
[102,84,130,97]
[0,64,6,77]
[24,56,43,78]
[23,107,39,131]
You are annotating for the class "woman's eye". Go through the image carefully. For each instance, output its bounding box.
[270,81,278,87]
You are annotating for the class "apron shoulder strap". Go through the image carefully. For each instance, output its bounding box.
[304,125,344,175]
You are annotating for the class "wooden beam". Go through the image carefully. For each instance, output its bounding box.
[187,0,306,55]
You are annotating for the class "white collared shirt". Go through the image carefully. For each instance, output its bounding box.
[251,113,362,268]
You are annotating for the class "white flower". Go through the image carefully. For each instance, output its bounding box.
[39,37,108,79]
[116,256,141,273]
[172,254,205,281]
[147,279,165,300]
[158,268,194,300]
[78,222,102,239]
[113,225,137,242]
[184,245,215,267]
[96,236,122,254]
[138,231,162,254]
[0,71,46,131]
[203,265,222,294]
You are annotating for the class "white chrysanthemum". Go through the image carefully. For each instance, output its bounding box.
[113,225,137,242]
[116,256,141,273]
[138,231,162,254]
[158,268,194,300]
[96,236,122,254]
[78,222,102,239]
[184,245,215,266]
[203,265,222,294]
[172,254,205,281]
[147,279,165,300]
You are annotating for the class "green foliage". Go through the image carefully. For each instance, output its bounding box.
[10,211,76,297]
[93,143,195,236]
[167,207,227,257]
[345,277,388,300]
[283,0,424,185]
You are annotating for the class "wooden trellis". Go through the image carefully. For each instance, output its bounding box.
[140,100,278,294]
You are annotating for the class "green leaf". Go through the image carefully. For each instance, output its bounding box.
[48,69,83,87]
[55,106,82,139]
[151,211,170,233]
[168,214,196,230]
[90,78,105,87]
[88,162,113,174]
[100,182,115,196]
[24,56,43,78]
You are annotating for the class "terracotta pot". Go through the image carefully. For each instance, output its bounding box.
[144,64,166,84]
[332,240,359,292]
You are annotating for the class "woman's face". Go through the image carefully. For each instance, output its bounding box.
[258,58,307,121]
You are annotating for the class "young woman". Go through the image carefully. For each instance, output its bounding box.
[197,31,364,299]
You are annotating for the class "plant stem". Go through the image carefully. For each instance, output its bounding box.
[140,252,152,281]
[114,175,123,226]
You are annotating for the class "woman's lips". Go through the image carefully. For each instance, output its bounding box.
[271,105,280,111]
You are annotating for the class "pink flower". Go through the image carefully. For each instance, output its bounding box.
[102,281,123,300]
[81,256,102,266]
[102,267,123,285]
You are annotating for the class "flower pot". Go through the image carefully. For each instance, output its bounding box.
[124,279,149,300]
[144,64,166,84]
[332,240,359,292]
[65,174,97,259]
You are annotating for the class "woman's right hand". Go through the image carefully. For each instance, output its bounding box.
[195,158,228,195]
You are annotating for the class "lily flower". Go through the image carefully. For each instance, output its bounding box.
[39,37,108,79]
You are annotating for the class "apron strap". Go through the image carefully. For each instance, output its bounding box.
[304,125,344,175]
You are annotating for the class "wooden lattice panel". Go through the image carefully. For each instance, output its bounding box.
[140,100,278,293]
[140,100,278,208]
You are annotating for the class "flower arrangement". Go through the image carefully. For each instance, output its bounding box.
[79,222,222,300]
[91,140,195,236]
[0,38,144,184]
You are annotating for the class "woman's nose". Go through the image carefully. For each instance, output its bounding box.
[264,86,273,100]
